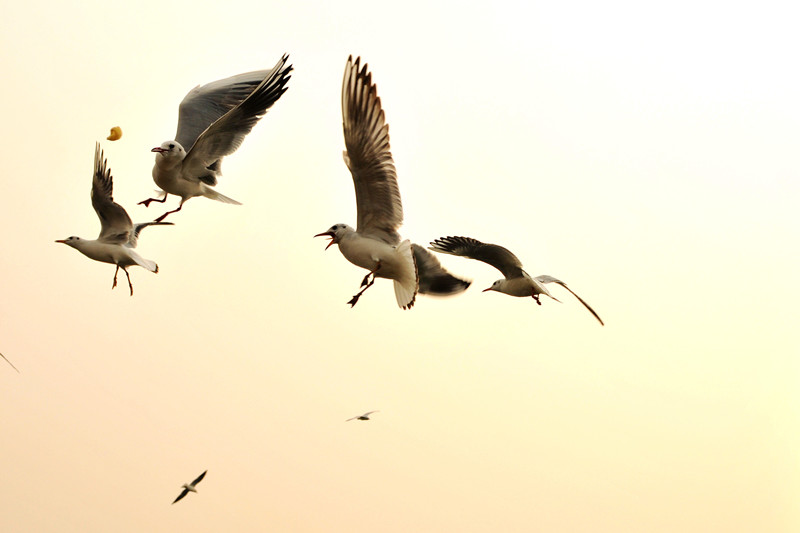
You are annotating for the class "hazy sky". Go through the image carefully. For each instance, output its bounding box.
[1,1,799,531]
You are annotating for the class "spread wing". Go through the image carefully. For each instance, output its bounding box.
[342,56,402,245]
[180,55,292,179]
[128,221,173,248]
[172,489,189,504]
[535,275,604,326]
[91,143,132,244]
[191,470,208,486]
[429,236,525,279]
[0,352,19,373]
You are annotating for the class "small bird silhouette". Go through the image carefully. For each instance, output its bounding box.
[346,410,379,421]
[172,470,207,504]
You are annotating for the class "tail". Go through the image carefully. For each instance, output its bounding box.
[202,187,242,205]
[412,244,471,296]
[128,250,159,273]
[392,240,418,310]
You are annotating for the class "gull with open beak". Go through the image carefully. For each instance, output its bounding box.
[141,54,292,222]
[315,56,470,309]
[56,143,172,295]
[429,236,604,325]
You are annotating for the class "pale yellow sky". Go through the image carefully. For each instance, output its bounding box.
[1,1,799,532]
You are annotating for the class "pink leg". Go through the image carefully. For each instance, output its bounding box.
[112,265,119,289]
[138,194,169,208]
[123,268,133,296]
[154,203,183,223]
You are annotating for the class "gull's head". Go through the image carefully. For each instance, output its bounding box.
[55,236,82,249]
[482,280,504,293]
[152,141,186,161]
[314,223,352,250]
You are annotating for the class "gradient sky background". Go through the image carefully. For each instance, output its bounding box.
[1,1,799,531]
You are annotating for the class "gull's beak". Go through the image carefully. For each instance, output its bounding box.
[314,231,336,250]
[55,239,67,244]
[151,147,167,153]
[482,287,492,292]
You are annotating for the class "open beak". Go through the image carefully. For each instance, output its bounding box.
[314,231,336,250]
[151,147,167,153]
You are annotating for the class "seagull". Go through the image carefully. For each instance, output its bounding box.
[56,143,172,295]
[141,54,293,222]
[172,470,207,504]
[429,236,604,325]
[315,56,470,309]
[346,410,379,421]
[1,352,19,373]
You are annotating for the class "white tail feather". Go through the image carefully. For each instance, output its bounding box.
[392,240,418,309]
[202,188,242,205]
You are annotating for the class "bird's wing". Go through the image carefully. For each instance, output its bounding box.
[412,244,472,295]
[127,221,173,248]
[180,55,292,180]
[172,489,189,504]
[342,56,402,245]
[0,352,19,373]
[429,236,525,279]
[362,410,378,417]
[535,275,604,326]
[191,470,208,486]
[176,69,280,150]
[345,416,358,421]
[91,143,132,244]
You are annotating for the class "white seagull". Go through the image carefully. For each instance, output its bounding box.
[172,470,207,504]
[429,236,604,325]
[57,143,172,296]
[315,56,470,309]
[1,352,19,373]
[141,54,293,222]
[346,410,379,421]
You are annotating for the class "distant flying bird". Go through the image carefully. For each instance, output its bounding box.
[315,56,470,309]
[0,352,19,373]
[346,410,379,421]
[429,236,604,325]
[56,143,172,295]
[141,54,293,222]
[172,470,207,504]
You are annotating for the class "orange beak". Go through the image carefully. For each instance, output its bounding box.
[314,231,336,250]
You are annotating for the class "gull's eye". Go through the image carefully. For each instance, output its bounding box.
[169,143,175,149]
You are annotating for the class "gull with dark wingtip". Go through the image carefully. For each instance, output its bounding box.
[56,144,172,295]
[315,56,470,309]
[346,410,379,421]
[141,55,292,222]
[172,470,207,504]
[429,236,604,325]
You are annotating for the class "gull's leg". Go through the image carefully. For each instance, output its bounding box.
[138,193,169,208]
[112,265,120,289]
[123,267,133,296]
[154,202,184,223]
[360,260,382,287]
[531,289,542,306]
[348,276,376,307]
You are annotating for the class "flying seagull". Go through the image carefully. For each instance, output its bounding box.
[315,56,470,309]
[141,54,293,222]
[56,143,172,295]
[429,236,604,325]
[1,352,19,373]
[172,470,207,504]
[346,410,379,421]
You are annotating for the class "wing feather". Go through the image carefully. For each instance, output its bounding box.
[342,56,402,244]
[429,236,525,279]
[181,55,292,178]
[91,143,132,244]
